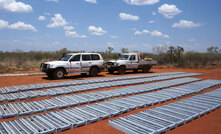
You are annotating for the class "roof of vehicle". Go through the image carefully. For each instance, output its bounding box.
[67,53,101,55]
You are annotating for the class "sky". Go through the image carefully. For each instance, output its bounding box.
[0,0,221,53]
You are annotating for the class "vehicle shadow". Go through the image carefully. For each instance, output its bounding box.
[106,70,155,75]
[42,71,155,80]
[41,74,106,80]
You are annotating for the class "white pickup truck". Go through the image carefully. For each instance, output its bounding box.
[40,53,104,79]
[106,53,157,74]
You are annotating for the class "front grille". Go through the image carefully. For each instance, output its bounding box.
[40,63,48,70]
[106,62,114,66]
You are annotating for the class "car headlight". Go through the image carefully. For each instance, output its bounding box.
[49,64,54,68]
[46,64,50,68]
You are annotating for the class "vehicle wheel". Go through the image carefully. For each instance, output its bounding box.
[46,72,54,78]
[89,67,99,77]
[143,66,150,73]
[108,69,114,74]
[53,68,65,79]
[81,73,87,76]
[118,66,126,75]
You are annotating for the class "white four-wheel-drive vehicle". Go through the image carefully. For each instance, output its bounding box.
[40,53,104,79]
[106,53,157,74]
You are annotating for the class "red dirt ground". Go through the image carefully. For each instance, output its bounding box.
[0,68,221,134]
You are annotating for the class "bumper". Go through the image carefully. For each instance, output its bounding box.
[40,68,56,73]
[106,65,119,71]
[40,63,55,73]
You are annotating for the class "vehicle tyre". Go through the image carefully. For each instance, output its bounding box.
[143,66,150,73]
[108,69,114,74]
[53,68,65,79]
[46,72,54,78]
[118,66,126,75]
[89,67,99,77]
[81,73,87,76]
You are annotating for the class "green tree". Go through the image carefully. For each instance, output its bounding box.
[107,47,114,54]
[175,46,184,67]
[214,46,219,53]
[207,46,219,53]
[121,48,129,53]
[167,46,176,64]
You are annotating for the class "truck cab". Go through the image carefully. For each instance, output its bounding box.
[106,53,156,74]
[40,53,104,79]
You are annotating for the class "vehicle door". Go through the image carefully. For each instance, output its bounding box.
[128,54,138,69]
[81,54,92,72]
[69,54,81,73]
[125,54,132,69]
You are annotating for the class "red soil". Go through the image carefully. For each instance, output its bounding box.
[0,68,220,134]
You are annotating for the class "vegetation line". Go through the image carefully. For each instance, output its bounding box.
[0,46,220,73]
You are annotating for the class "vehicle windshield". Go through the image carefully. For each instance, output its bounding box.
[60,54,72,61]
[118,55,129,60]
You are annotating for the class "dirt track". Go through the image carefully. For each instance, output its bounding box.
[0,68,221,134]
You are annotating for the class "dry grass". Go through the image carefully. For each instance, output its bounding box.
[0,49,221,74]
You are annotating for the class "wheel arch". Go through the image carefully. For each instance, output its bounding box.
[90,65,99,72]
[119,65,126,68]
[55,67,67,74]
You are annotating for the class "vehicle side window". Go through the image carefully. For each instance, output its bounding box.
[70,55,80,62]
[129,55,136,60]
[82,55,91,61]
[91,54,100,60]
